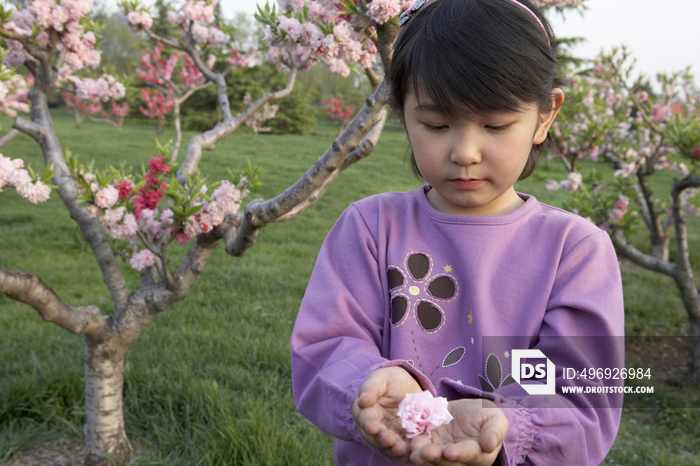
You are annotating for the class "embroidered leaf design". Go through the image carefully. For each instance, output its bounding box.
[486,353,502,388]
[442,347,466,367]
[479,375,495,393]
[502,375,516,386]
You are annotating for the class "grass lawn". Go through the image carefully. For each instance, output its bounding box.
[1,111,699,465]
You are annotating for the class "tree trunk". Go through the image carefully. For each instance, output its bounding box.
[689,320,700,382]
[83,335,131,466]
[651,239,669,262]
[157,116,165,136]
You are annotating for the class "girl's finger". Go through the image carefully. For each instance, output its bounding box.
[478,413,508,453]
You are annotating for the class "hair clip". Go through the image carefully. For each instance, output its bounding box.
[399,0,433,27]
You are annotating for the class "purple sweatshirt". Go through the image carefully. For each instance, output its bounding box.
[291,186,624,465]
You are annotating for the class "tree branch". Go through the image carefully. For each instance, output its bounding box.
[273,108,388,223]
[177,66,298,182]
[610,231,677,278]
[0,128,22,148]
[225,81,389,256]
[15,89,131,312]
[0,269,107,336]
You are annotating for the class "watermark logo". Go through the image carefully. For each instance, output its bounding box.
[511,349,556,395]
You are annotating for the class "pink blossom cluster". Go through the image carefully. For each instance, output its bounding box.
[139,89,174,119]
[263,0,382,76]
[137,45,179,86]
[227,49,257,70]
[367,0,401,24]
[70,75,126,102]
[79,156,249,270]
[545,171,583,193]
[0,154,51,203]
[64,91,102,118]
[128,248,157,270]
[136,1,229,48]
[179,54,210,87]
[126,10,153,30]
[323,95,353,123]
[0,74,30,118]
[397,391,453,439]
[609,195,629,222]
[242,93,278,134]
[5,0,101,73]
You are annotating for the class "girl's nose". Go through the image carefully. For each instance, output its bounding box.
[449,129,481,166]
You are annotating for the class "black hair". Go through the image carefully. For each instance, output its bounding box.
[388,0,562,180]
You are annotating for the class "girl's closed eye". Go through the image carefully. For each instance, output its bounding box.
[423,123,448,132]
[486,124,512,132]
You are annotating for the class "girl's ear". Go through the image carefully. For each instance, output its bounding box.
[533,88,565,144]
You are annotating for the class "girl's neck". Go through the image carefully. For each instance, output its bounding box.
[426,186,525,217]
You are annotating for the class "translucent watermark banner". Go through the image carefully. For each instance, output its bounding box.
[479,336,697,409]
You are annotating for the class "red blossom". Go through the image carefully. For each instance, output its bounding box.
[148,156,170,174]
[144,189,164,209]
[693,148,700,158]
[115,180,133,200]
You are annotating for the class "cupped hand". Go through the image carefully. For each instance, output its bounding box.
[408,398,508,466]
[352,366,423,460]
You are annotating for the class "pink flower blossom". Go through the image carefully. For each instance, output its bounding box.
[148,156,170,174]
[609,195,629,222]
[129,249,156,271]
[192,23,209,43]
[211,180,245,214]
[107,212,138,240]
[101,207,126,226]
[20,181,51,203]
[115,180,134,200]
[10,9,36,36]
[208,28,230,48]
[127,10,153,30]
[95,185,120,209]
[367,0,401,24]
[398,391,453,439]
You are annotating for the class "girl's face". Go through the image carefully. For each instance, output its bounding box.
[402,89,563,216]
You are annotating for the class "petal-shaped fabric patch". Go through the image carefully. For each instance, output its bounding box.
[442,347,466,367]
[391,296,408,325]
[416,301,443,332]
[502,375,516,386]
[407,253,430,280]
[427,275,457,300]
[479,375,495,393]
[388,267,405,290]
[486,353,502,388]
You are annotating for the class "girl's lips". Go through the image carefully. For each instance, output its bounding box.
[449,178,485,189]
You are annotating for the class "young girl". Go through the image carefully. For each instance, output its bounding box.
[291,0,624,464]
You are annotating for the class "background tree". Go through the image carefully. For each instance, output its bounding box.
[546,48,700,380]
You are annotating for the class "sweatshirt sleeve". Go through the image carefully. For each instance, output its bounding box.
[443,229,624,465]
[290,205,390,443]
[499,229,624,465]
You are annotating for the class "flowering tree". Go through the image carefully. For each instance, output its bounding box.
[0,0,585,464]
[242,92,278,133]
[546,47,700,380]
[324,94,353,136]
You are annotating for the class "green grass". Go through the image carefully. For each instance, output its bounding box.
[1,112,699,465]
